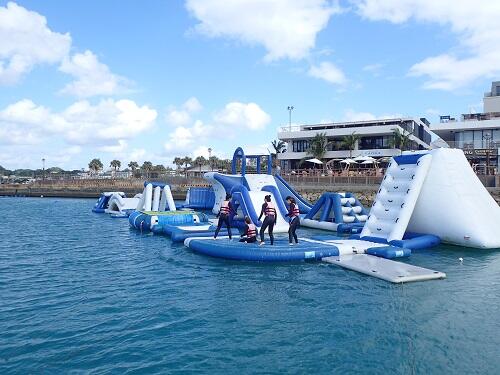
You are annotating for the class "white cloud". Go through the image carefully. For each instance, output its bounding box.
[0,2,71,85]
[163,100,271,156]
[98,140,128,153]
[214,102,271,130]
[183,96,202,113]
[59,50,131,98]
[0,98,157,148]
[165,97,203,127]
[307,61,347,85]
[164,120,213,152]
[355,0,500,90]
[186,0,341,61]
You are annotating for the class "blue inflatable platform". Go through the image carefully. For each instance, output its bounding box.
[160,223,238,242]
[184,238,340,262]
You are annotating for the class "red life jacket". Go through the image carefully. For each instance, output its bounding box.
[290,203,300,217]
[220,200,230,215]
[265,201,276,216]
[246,223,257,238]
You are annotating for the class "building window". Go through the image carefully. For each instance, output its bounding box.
[292,140,309,152]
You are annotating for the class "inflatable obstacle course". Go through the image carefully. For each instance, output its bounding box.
[302,192,368,233]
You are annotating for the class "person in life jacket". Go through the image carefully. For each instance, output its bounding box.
[258,194,277,246]
[285,196,300,245]
[214,193,232,240]
[239,216,257,243]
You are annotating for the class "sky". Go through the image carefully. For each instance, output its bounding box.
[1,0,500,170]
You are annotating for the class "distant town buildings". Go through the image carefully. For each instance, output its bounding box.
[277,117,433,170]
[431,81,500,173]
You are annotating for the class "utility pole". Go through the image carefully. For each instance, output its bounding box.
[287,106,294,131]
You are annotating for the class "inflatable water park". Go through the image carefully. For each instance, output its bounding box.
[93,146,500,283]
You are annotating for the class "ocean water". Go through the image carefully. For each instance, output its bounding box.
[1,197,499,374]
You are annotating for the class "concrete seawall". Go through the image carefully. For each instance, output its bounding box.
[2,177,499,206]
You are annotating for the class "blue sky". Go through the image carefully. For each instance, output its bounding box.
[1,0,499,170]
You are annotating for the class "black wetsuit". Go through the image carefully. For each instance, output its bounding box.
[239,223,257,243]
[286,202,300,244]
[258,202,276,245]
[214,201,232,239]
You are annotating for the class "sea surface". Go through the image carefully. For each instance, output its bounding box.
[1,197,499,374]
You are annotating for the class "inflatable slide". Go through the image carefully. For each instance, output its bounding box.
[204,147,311,233]
[92,192,141,216]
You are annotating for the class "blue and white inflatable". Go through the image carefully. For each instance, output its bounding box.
[92,192,141,216]
[204,147,311,233]
[302,192,368,233]
[128,182,208,232]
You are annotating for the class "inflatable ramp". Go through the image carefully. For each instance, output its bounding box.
[323,255,446,283]
[182,187,215,209]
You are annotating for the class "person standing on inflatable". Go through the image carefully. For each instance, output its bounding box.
[258,195,276,246]
[285,196,300,245]
[214,193,233,240]
[239,216,257,243]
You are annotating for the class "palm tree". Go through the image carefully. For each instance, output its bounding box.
[110,159,121,172]
[141,161,153,178]
[341,132,361,158]
[194,156,207,172]
[271,140,286,154]
[88,158,103,174]
[182,156,192,170]
[306,133,330,160]
[390,128,412,155]
[173,157,184,171]
[209,156,219,171]
[128,161,139,178]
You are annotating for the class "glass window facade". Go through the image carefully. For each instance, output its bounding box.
[292,140,310,152]
[454,129,500,148]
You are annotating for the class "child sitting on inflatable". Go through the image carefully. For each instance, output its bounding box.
[239,216,258,243]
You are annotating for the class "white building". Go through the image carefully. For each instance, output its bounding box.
[277,117,433,170]
[431,82,500,172]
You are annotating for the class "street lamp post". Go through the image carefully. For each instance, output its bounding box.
[287,106,294,131]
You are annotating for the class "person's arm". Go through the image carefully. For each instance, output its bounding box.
[258,203,266,221]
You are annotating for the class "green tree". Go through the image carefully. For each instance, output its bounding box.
[173,157,184,171]
[390,128,412,155]
[271,140,287,154]
[141,161,153,178]
[209,156,219,171]
[154,164,166,173]
[88,158,103,174]
[341,132,361,158]
[306,132,330,161]
[182,156,192,170]
[128,161,139,178]
[110,159,121,171]
[194,156,207,172]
